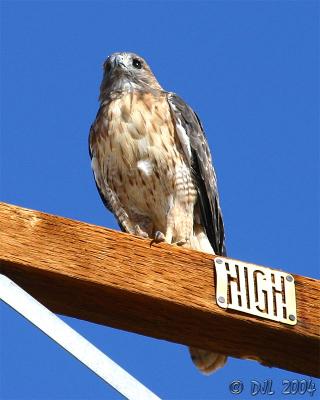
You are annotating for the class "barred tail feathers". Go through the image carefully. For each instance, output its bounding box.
[185,224,228,374]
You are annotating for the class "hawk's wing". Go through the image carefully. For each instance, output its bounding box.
[167,93,226,256]
[88,106,127,232]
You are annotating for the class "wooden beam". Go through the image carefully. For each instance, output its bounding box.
[0,202,319,377]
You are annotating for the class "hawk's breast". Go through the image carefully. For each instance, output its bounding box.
[93,91,196,228]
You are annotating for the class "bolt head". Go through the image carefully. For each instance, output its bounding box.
[218,296,225,303]
[286,275,294,282]
[215,259,223,264]
[289,314,296,321]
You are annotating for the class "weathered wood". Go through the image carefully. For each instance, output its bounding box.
[0,202,319,377]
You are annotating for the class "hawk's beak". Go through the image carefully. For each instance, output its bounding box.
[113,55,126,69]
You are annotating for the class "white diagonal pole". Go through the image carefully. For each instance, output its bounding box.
[0,274,161,400]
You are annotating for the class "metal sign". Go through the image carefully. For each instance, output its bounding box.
[0,274,161,400]
[214,257,297,325]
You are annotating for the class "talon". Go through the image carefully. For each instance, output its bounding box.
[134,225,149,238]
[150,231,166,246]
[174,239,187,246]
[154,231,166,242]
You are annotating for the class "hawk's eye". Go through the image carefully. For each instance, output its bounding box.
[132,58,142,69]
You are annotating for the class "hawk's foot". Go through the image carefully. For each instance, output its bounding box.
[174,239,188,246]
[150,231,166,247]
[134,225,149,238]
[154,231,166,242]
[170,236,190,247]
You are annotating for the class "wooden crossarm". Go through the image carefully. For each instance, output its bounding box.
[0,202,319,377]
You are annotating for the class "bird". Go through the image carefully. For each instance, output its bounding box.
[89,52,227,374]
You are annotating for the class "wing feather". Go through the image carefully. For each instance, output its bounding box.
[88,106,127,232]
[167,93,226,255]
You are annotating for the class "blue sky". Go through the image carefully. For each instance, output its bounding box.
[0,1,319,399]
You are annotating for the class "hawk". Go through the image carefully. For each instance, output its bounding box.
[89,52,227,374]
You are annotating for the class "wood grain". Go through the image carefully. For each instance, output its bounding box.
[0,202,319,377]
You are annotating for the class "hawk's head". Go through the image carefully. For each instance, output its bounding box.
[99,52,162,101]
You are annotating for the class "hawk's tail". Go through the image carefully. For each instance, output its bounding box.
[184,224,228,374]
[189,347,227,374]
